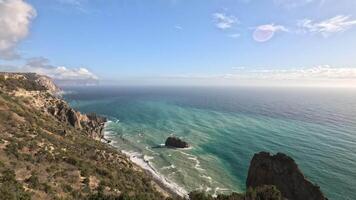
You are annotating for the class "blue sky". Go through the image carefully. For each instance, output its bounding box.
[1,0,356,86]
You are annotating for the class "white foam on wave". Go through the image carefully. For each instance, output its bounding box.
[103,123,188,198]
[200,174,212,182]
[145,146,159,155]
[143,155,154,161]
[188,156,205,171]
[161,164,176,170]
[179,151,205,171]
[104,120,113,127]
[213,187,230,198]
[121,150,188,198]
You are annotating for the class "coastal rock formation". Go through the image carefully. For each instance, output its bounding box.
[48,101,106,140]
[0,72,106,140]
[33,74,61,94]
[0,72,166,200]
[246,152,328,200]
[165,136,189,148]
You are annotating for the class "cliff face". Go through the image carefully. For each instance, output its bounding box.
[47,101,106,140]
[246,152,327,200]
[0,72,165,200]
[0,72,106,140]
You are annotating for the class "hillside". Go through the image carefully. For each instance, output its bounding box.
[0,73,166,200]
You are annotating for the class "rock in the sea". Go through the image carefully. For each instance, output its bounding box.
[165,136,188,148]
[246,152,328,200]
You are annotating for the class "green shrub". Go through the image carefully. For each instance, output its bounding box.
[5,142,20,158]
[25,174,40,189]
[61,183,73,193]
[0,169,32,200]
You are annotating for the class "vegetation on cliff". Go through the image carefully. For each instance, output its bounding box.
[0,73,165,199]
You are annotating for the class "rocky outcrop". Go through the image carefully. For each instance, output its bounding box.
[246,152,327,200]
[165,137,189,148]
[0,72,106,140]
[47,101,106,140]
[34,74,61,94]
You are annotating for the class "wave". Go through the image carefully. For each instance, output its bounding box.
[180,151,205,171]
[121,150,188,198]
[212,187,230,198]
[161,164,176,170]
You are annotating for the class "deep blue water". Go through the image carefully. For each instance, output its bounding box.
[63,86,356,200]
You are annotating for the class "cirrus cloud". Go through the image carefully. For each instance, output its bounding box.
[213,12,238,30]
[297,15,356,37]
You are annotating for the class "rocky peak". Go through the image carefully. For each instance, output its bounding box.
[34,74,61,94]
[246,152,328,200]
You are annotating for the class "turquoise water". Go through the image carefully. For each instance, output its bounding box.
[64,86,356,200]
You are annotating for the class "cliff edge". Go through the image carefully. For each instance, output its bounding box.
[0,72,106,140]
[0,72,166,200]
[246,152,328,200]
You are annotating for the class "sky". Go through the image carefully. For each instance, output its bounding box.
[0,0,356,87]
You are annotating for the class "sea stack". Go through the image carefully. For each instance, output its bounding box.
[165,136,189,148]
[246,152,328,200]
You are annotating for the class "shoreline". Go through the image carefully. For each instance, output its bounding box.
[102,121,188,199]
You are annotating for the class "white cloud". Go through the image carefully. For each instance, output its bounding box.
[213,13,238,30]
[51,66,98,80]
[161,66,356,81]
[24,57,98,80]
[231,65,356,80]
[298,15,356,37]
[139,66,356,87]
[253,24,288,42]
[0,0,36,60]
[0,57,98,81]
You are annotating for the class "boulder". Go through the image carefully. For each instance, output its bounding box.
[165,136,188,148]
[246,152,328,200]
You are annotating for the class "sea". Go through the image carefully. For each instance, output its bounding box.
[63,86,356,200]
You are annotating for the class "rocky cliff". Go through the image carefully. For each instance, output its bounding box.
[0,72,106,140]
[0,72,166,200]
[246,152,328,200]
[47,101,106,140]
